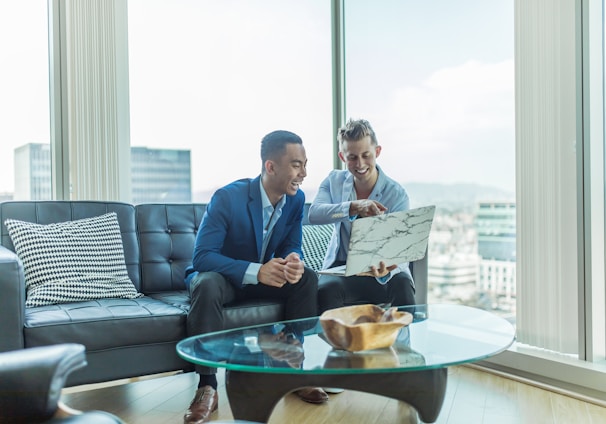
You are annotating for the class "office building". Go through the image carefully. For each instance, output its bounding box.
[14,143,52,201]
[14,144,191,203]
[428,253,479,302]
[475,202,516,311]
[130,146,191,203]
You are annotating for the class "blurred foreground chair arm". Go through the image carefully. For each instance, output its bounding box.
[0,245,26,352]
[0,343,124,423]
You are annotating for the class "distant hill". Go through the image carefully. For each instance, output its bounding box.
[404,182,515,212]
[194,182,515,212]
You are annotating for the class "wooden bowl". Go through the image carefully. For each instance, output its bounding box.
[319,304,413,352]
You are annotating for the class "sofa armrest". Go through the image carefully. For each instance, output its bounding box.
[0,344,87,422]
[0,245,25,352]
[410,248,428,305]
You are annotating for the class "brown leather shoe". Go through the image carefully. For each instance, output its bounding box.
[184,385,218,424]
[295,387,329,404]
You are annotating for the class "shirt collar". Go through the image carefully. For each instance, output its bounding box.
[259,179,286,211]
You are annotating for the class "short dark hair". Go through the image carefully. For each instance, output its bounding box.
[337,119,378,146]
[260,130,303,163]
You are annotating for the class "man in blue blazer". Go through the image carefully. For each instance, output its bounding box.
[308,119,416,313]
[183,130,323,424]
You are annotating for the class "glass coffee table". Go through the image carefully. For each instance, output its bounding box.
[177,304,515,423]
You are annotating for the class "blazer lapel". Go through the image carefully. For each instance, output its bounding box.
[342,172,355,202]
[248,177,263,260]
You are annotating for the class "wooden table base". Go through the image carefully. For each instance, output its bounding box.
[225,368,447,423]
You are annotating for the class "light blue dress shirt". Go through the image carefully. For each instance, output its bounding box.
[242,179,286,285]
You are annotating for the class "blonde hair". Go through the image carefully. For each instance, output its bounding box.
[337,119,378,146]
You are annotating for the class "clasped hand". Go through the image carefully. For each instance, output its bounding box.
[258,252,304,287]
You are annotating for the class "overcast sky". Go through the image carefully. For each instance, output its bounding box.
[0,0,514,196]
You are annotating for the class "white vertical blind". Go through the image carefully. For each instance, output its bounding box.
[515,0,579,353]
[60,0,130,201]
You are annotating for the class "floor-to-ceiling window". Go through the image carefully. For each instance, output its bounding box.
[343,0,516,322]
[127,0,333,204]
[0,1,52,200]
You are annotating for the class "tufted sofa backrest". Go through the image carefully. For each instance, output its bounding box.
[135,203,330,293]
[135,203,206,293]
[0,201,426,303]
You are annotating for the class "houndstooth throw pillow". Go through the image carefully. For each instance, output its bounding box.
[301,224,333,272]
[4,212,142,308]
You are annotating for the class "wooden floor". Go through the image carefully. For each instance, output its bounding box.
[61,366,606,424]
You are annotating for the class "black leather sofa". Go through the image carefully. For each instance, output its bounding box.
[0,201,427,387]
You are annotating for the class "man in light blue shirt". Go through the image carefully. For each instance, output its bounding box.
[308,119,416,313]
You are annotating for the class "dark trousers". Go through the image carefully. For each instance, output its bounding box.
[317,263,416,314]
[187,267,318,375]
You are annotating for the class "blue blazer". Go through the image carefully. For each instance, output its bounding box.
[185,176,305,288]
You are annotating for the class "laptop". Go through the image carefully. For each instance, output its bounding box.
[318,205,436,277]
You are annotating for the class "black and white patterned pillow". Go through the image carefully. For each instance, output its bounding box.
[302,224,333,272]
[4,212,142,308]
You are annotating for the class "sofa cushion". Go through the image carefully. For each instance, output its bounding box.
[23,296,187,351]
[301,224,333,272]
[4,212,142,307]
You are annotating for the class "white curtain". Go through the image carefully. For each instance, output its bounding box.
[55,0,131,201]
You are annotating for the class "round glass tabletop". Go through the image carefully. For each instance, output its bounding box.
[176,304,515,375]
